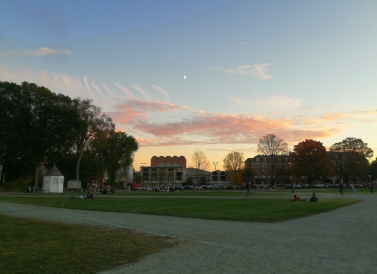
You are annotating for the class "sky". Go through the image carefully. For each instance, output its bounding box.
[1,0,377,171]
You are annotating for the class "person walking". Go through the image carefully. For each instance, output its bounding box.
[246,182,251,197]
[339,183,343,195]
[350,183,356,195]
[291,183,296,194]
[369,183,374,194]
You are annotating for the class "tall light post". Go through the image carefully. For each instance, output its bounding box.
[213,162,218,183]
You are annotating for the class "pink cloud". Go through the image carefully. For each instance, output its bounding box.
[107,99,184,125]
[130,113,337,146]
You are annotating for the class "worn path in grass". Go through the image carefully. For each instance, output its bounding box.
[0,192,376,274]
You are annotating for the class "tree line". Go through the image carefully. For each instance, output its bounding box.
[0,81,139,189]
[221,134,375,187]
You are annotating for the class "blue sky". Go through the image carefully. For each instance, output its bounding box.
[1,0,377,170]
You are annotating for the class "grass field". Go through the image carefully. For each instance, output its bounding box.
[0,189,361,273]
[0,214,177,274]
[0,194,359,222]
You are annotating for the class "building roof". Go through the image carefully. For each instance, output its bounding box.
[44,164,64,176]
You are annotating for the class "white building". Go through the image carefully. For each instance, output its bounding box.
[43,165,64,193]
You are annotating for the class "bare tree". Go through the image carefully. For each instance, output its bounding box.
[257,134,288,188]
[223,151,245,185]
[191,150,210,185]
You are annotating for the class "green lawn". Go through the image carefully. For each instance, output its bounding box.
[0,191,361,273]
[0,214,177,274]
[0,195,359,222]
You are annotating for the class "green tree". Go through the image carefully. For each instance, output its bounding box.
[134,173,142,183]
[369,158,377,181]
[330,137,373,186]
[223,151,245,185]
[185,176,193,185]
[257,134,289,188]
[290,139,334,186]
[103,130,139,187]
[0,82,80,189]
[200,174,207,184]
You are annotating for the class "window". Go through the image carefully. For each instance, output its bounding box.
[256,158,259,162]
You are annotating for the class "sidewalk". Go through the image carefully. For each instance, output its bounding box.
[0,193,375,274]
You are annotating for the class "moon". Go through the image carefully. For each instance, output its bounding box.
[184,75,186,79]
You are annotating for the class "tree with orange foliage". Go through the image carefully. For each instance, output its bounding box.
[290,139,334,186]
[223,151,245,185]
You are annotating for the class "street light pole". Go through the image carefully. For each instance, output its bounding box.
[213,162,218,184]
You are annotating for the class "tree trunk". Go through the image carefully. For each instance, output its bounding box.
[33,165,38,192]
[0,168,4,188]
[75,150,84,180]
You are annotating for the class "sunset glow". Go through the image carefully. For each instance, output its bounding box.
[1,1,377,170]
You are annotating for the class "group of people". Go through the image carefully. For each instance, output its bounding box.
[291,193,318,202]
[339,183,374,195]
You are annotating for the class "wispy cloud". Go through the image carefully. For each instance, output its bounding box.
[128,113,337,147]
[132,84,152,101]
[0,47,72,57]
[108,99,184,125]
[3,64,374,150]
[101,82,116,98]
[231,95,301,109]
[116,83,135,99]
[151,85,170,102]
[83,75,95,98]
[208,64,273,80]
[207,66,223,71]
[225,64,273,80]
[318,110,377,121]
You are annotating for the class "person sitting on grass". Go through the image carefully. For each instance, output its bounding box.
[291,194,301,201]
[308,193,318,202]
[291,195,307,202]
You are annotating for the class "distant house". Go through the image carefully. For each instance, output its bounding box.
[245,155,290,187]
